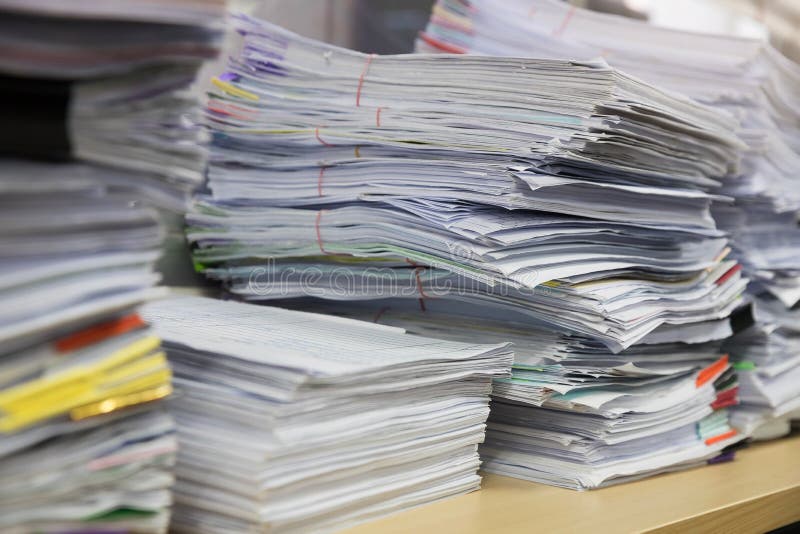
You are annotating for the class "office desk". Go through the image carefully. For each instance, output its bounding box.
[346,434,800,533]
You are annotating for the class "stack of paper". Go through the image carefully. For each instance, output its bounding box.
[723,297,800,439]
[277,299,741,490]
[0,2,222,531]
[0,0,225,210]
[190,15,746,353]
[184,14,749,489]
[141,296,512,532]
[421,0,800,438]
[0,273,176,531]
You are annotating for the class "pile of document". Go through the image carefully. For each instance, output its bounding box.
[192,14,745,352]
[186,14,748,488]
[0,241,176,532]
[0,2,222,531]
[142,296,512,532]
[421,0,800,438]
[0,0,224,209]
[280,300,741,489]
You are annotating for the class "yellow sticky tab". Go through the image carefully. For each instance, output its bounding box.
[212,77,260,101]
[70,383,173,421]
[0,336,166,432]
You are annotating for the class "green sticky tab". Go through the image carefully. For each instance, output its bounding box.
[733,361,756,370]
[193,260,207,272]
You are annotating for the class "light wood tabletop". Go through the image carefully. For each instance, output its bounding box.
[345,434,800,534]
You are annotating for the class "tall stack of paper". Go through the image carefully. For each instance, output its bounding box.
[187,15,747,488]
[0,2,222,531]
[420,0,800,439]
[141,296,512,532]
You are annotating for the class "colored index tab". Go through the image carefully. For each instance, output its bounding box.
[696,354,729,388]
[715,263,742,286]
[55,314,145,353]
[211,76,259,101]
[705,429,737,446]
[733,361,756,370]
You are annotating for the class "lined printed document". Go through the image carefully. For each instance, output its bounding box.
[142,296,512,533]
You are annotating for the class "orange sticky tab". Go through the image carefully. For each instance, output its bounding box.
[417,32,467,54]
[55,314,146,354]
[696,354,729,388]
[705,429,737,446]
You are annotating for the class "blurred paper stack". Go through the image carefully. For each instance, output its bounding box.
[724,297,800,439]
[421,0,800,439]
[0,1,223,531]
[188,15,746,488]
[142,296,512,532]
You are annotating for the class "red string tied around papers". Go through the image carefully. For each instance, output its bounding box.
[317,165,328,197]
[315,210,330,255]
[373,306,391,323]
[552,6,576,37]
[405,258,433,312]
[315,127,334,147]
[356,53,377,107]
[376,106,385,127]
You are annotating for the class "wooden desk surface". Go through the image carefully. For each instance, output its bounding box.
[346,434,800,534]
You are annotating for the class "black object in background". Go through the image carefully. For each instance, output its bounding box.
[353,0,435,54]
[0,75,71,161]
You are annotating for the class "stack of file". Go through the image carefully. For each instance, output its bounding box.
[0,278,176,531]
[0,0,225,209]
[421,0,800,438]
[0,2,222,531]
[191,15,746,352]
[724,297,800,439]
[186,14,747,488]
[280,300,740,489]
[141,296,512,532]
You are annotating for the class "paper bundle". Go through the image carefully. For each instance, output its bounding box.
[0,2,222,531]
[142,296,512,532]
[421,0,800,439]
[190,15,746,354]
[276,299,740,489]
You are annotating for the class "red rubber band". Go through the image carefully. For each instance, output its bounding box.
[315,127,334,147]
[317,166,326,197]
[356,53,376,107]
[405,258,432,311]
[552,6,575,37]
[315,210,329,254]
[373,306,391,323]
[376,106,384,127]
